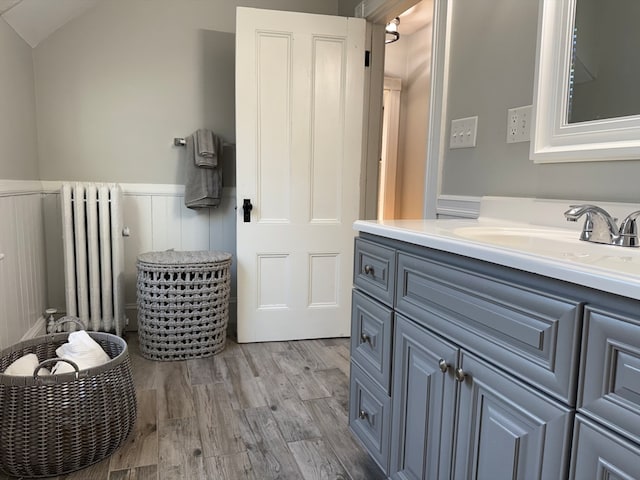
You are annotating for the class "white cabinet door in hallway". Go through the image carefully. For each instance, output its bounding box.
[235,7,366,342]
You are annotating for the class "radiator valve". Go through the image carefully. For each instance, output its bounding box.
[45,308,57,333]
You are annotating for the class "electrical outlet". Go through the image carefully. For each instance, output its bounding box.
[450,116,478,149]
[506,105,532,143]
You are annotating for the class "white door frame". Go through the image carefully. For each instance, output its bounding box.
[422,0,452,218]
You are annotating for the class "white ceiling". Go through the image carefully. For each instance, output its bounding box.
[398,0,433,36]
[0,0,100,47]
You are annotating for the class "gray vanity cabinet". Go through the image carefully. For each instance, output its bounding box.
[350,232,640,479]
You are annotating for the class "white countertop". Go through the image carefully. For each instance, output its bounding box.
[355,198,640,301]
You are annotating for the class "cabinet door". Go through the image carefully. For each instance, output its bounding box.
[453,352,573,480]
[390,315,458,480]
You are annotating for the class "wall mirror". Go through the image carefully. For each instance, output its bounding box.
[531,0,640,163]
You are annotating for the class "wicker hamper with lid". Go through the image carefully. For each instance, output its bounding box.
[136,250,232,361]
[0,320,137,479]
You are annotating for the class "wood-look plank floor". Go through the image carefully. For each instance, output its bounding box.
[1,334,385,480]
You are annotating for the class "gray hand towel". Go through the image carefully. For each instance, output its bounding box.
[195,129,222,168]
[184,135,222,209]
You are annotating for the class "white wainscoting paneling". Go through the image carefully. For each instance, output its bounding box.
[0,182,47,348]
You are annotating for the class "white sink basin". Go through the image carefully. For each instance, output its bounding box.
[452,225,579,248]
[450,224,640,275]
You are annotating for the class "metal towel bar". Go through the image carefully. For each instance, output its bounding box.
[173,137,234,148]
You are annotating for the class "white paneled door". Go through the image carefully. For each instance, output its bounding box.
[236,7,366,342]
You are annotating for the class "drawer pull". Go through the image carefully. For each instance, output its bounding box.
[438,358,449,373]
[360,333,371,344]
[455,367,467,382]
[363,264,375,275]
[358,409,369,420]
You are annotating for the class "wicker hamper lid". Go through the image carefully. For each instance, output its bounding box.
[137,250,232,265]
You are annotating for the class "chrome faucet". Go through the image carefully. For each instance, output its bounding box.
[564,204,640,247]
[564,205,619,244]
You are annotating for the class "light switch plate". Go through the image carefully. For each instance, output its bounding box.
[507,105,532,143]
[450,116,478,149]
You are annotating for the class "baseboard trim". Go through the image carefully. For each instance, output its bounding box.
[21,317,47,340]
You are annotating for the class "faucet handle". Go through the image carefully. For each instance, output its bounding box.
[616,210,640,247]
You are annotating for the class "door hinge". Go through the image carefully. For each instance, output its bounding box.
[364,50,371,67]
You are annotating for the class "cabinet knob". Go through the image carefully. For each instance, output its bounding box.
[360,333,371,344]
[454,367,467,382]
[363,264,374,275]
[358,410,369,420]
[438,358,449,373]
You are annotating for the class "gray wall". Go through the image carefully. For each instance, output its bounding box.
[0,18,39,180]
[441,0,640,203]
[31,0,342,185]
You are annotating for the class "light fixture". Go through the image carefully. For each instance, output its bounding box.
[385,17,400,44]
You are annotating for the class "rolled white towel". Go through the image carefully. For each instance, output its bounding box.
[52,330,111,375]
[4,353,39,376]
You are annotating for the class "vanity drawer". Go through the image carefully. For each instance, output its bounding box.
[350,290,393,393]
[349,361,390,474]
[354,238,396,307]
[578,307,640,442]
[395,251,582,405]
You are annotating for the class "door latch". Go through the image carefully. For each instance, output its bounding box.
[242,199,253,222]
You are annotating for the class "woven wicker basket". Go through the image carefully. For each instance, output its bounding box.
[0,321,137,478]
[137,250,232,361]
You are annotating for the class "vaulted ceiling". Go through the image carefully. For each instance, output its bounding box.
[0,0,100,47]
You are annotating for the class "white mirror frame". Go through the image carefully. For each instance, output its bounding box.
[531,0,640,163]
